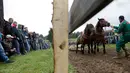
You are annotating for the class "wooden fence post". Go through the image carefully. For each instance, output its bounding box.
[52,0,68,73]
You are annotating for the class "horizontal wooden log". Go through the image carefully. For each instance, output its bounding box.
[69,0,113,34]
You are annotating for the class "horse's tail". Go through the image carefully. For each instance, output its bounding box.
[76,35,80,53]
[76,34,83,44]
[77,35,80,42]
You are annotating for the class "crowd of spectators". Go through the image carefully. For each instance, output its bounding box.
[0,18,50,64]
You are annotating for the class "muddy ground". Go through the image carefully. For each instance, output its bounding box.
[69,48,130,73]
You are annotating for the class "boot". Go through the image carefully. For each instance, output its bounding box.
[122,47,130,57]
[125,51,130,57]
[4,60,14,64]
[113,52,122,59]
[124,50,130,57]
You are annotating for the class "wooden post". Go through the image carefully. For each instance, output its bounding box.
[52,0,68,73]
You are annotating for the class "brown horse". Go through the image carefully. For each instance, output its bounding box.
[91,18,110,54]
[76,24,94,54]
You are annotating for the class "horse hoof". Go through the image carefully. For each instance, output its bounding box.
[97,49,99,52]
[88,51,90,54]
[104,54,107,56]
[82,52,84,54]
[82,51,84,54]
[91,50,93,53]
[94,51,96,54]
[103,52,106,54]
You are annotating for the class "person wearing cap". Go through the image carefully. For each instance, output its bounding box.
[2,35,16,57]
[111,15,130,59]
[0,33,14,63]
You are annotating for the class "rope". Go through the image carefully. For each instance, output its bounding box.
[106,43,115,49]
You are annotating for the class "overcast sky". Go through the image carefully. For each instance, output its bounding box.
[73,0,130,32]
[3,0,130,36]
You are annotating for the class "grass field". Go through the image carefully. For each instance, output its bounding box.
[100,42,130,49]
[0,49,75,73]
[69,38,130,49]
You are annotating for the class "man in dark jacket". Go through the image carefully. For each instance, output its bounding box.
[3,18,13,37]
[17,24,26,55]
[11,21,21,55]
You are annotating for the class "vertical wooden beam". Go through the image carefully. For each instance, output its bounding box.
[0,0,3,18]
[0,0,4,32]
[52,0,68,73]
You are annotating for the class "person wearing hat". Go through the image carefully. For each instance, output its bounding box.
[111,15,130,59]
[2,35,16,57]
[0,33,14,63]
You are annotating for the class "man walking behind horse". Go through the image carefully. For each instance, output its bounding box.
[111,15,130,59]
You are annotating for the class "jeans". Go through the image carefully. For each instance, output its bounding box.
[0,43,9,62]
[13,39,20,54]
[19,40,26,55]
[24,39,30,52]
[32,40,37,50]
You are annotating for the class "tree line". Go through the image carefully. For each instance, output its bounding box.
[45,28,81,43]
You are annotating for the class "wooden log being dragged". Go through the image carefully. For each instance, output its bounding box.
[69,0,113,34]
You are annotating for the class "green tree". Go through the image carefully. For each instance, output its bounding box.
[39,34,44,39]
[69,32,81,39]
[47,28,53,43]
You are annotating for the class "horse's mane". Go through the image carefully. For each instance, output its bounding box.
[96,19,104,28]
[95,21,100,29]
[95,18,104,32]
[84,24,94,35]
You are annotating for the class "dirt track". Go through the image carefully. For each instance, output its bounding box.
[69,49,130,73]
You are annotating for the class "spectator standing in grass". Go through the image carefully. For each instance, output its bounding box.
[32,32,37,50]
